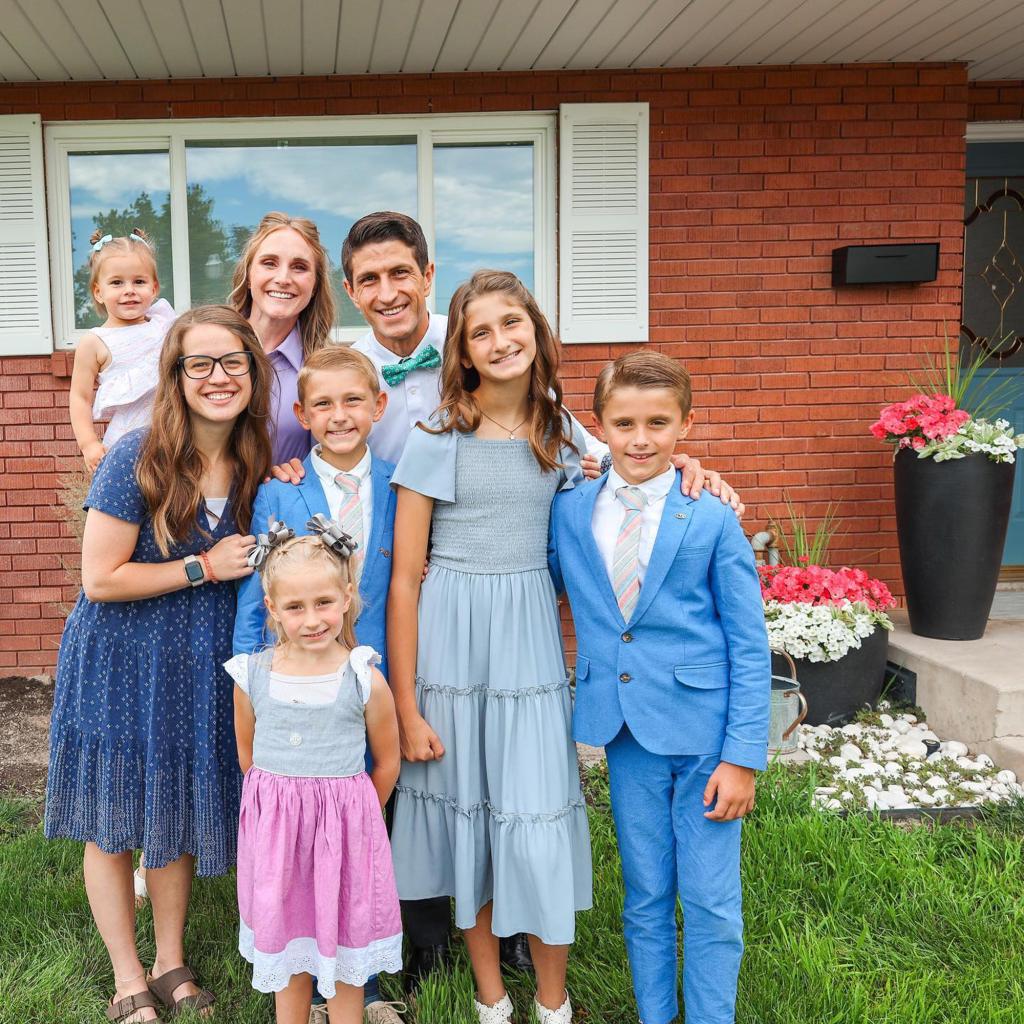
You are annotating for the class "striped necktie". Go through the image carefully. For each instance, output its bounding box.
[335,472,364,578]
[612,485,647,620]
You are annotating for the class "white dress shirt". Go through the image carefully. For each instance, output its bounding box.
[351,314,448,466]
[309,444,373,545]
[592,463,676,589]
[352,312,606,464]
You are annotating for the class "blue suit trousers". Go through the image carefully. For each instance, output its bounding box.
[605,726,744,1024]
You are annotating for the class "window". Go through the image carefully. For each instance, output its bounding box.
[68,150,174,330]
[45,115,555,348]
[433,142,535,315]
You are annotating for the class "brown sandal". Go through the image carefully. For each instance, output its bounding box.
[147,967,214,1018]
[106,990,162,1022]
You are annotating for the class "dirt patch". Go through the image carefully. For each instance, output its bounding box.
[0,675,53,798]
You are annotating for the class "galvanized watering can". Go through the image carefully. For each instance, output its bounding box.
[768,649,808,755]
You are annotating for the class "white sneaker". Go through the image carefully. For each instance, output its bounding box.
[364,1000,407,1023]
[533,991,573,1024]
[475,992,514,1024]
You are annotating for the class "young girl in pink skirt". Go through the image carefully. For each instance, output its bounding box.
[226,520,403,1023]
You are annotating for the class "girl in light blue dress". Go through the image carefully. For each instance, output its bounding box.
[387,270,592,1024]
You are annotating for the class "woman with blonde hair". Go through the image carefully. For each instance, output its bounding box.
[45,305,272,1024]
[229,211,336,462]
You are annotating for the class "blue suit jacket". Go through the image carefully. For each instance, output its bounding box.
[233,453,396,676]
[549,471,770,770]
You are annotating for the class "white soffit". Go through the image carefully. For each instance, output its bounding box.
[1,0,1023,83]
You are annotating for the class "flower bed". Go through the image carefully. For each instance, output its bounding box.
[798,705,1022,812]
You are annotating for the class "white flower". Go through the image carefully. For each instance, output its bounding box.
[764,600,891,663]
[918,417,1024,464]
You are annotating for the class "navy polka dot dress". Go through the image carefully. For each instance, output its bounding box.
[45,430,243,876]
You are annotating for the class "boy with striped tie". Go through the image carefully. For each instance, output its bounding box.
[548,352,770,1024]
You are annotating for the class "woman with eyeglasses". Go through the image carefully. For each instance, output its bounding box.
[45,305,271,1024]
[228,212,336,463]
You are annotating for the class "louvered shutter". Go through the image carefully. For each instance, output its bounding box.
[0,115,52,355]
[559,103,648,344]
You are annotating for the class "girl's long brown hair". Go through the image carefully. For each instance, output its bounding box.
[228,212,335,358]
[137,305,272,555]
[432,270,575,472]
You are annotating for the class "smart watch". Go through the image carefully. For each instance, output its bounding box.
[183,554,206,587]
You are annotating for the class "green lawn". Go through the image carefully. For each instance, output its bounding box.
[2,766,1023,1024]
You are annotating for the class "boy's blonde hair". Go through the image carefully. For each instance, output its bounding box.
[260,535,361,650]
[593,351,692,420]
[88,228,159,313]
[296,345,380,405]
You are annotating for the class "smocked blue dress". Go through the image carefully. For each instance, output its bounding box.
[388,424,594,945]
[45,430,243,876]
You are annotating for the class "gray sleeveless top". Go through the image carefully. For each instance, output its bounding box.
[239,647,378,778]
[390,425,586,575]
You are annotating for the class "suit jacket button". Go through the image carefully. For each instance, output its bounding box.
[379,548,391,558]
[622,632,633,642]
[619,672,631,683]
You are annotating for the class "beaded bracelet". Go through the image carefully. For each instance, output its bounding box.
[199,549,218,584]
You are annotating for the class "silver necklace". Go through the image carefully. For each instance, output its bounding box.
[480,409,529,439]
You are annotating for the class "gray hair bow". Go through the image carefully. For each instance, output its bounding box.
[306,513,358,559]
[247,519,295,569]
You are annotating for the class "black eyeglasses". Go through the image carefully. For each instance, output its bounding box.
[177,351,254,379]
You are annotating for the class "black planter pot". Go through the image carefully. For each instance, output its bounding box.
[894,448,1016,640]
[772,626,889,727]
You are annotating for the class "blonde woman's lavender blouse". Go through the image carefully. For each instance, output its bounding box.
[266,325,311,464]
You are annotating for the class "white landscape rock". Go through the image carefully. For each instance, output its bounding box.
[895,738,928,759]
[797,710,1015,815]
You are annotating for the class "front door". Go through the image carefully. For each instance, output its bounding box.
[963,140,1024,568]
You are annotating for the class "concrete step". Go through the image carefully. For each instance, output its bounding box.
[888,609,1024,776]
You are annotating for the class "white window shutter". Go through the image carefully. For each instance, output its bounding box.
[559,103,648,345]
[0,115,52,355]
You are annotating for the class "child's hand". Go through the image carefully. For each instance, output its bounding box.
[398,709,445,762]
[82,441,107,473]
[671,454,744,517]
[206,533,257,581]
[703,762,756,821]
[580,453,602,480]
[267,458,305,485]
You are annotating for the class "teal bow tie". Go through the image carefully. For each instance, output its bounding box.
[380,344,441,387]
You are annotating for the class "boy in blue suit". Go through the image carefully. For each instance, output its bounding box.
[549,352,769,1024]
[234,345,396,671]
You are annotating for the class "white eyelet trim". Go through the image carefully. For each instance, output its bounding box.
[534,992,573,1024]
[474,993,513,1024]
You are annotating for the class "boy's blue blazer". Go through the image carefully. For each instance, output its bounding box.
[233,452,396,675]
[549,471,770,770]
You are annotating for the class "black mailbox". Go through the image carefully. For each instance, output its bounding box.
[831,243,939,286]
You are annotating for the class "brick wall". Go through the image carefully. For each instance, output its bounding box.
[0,63,976,674]
[967,80,1024,120]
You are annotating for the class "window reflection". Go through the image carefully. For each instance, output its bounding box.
[434,143,534,316]
[185,138,418,327]
[68,151,173,330]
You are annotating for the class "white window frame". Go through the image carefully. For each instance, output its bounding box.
[44,112,556,349]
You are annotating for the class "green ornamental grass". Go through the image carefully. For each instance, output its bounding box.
[1,766,1022,1023]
